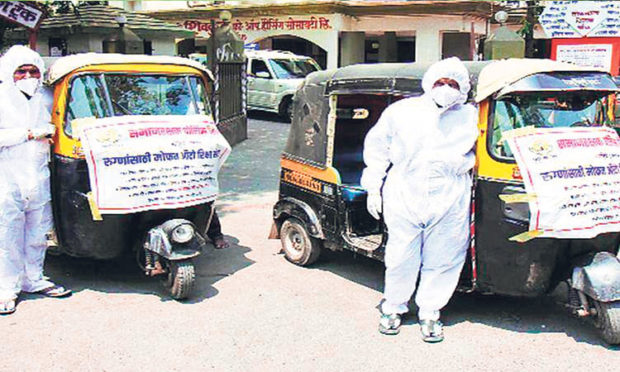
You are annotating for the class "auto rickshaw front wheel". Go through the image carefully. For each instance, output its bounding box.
[593,299,620,345]
[162,259,196,300]
[280,218,321,266]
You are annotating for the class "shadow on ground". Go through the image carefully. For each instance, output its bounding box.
[304,248,617,349]
[32,235,253,305]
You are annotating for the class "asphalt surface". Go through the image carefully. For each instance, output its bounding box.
[1,111,618,371]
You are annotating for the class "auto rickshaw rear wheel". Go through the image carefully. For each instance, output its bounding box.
[162,259,196,300]
[593,299,620,345]
[280,218,321,266]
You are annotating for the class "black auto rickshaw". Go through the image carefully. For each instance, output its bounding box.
[47,54,229,300]
[270,59,620,344]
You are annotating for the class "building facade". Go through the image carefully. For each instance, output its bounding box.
[135,1,498,69]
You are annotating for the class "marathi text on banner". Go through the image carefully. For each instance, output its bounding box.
[505,127,620,239]
[78,115,231,215]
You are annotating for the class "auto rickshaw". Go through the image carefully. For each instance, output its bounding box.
[270,59,620,344]
[47,54,225,300]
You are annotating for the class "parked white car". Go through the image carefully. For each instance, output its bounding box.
[246,50,321,120]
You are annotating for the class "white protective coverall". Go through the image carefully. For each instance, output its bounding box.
[0,45,55,301]
[361,57,478,320]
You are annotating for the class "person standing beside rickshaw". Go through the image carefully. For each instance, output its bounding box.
[0,45,71,315]
[361,57,478,341]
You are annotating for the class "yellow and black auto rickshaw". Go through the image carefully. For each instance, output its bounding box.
[47,54,227,300]
[271,59,620,344]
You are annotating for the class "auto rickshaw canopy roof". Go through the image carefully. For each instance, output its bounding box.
[475,58,610,102]
[46,53,214,85]
[318,61,490,96]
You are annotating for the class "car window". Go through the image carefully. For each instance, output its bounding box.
[64,74,111,136]
[251,59,271,77]
[269,58,318,79]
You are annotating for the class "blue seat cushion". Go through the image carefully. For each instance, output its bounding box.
[341,185,367,202]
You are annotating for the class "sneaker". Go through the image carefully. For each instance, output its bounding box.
[378,313,401,335]
[420,319,444,343]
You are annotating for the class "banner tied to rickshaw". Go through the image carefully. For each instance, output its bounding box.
[504,126,620,240]
[78,115,231,216]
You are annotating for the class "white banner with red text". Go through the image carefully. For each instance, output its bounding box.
[505,127,620,239]
[77,115,231,215]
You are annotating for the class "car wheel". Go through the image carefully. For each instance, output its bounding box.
[280,218,321,266]
[279,96,293,122]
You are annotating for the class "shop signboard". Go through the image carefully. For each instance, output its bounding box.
[182,15,333,42]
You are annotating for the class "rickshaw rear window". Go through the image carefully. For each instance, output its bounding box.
[64,73,211,136]
[489,92,613,160]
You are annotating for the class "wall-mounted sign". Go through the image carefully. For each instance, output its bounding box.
[556,44,613,71]
[183,16,333,41]
[0,1,44,30]
[540,1,620,38]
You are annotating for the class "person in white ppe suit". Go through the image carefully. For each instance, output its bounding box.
[361,57,478,341]
[0,45,71,315]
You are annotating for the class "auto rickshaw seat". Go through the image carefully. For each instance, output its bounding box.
[341,185,367,202]
[332,94,394,185]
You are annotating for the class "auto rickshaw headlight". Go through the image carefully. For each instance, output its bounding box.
[171,224,194,244]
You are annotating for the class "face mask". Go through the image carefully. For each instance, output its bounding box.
[15,78,40,97]
[430,85,461,109]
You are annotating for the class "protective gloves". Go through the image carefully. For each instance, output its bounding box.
[29,124,56,140]
[367,192,382,220]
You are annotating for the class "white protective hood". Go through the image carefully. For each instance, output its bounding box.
[0,45,44,89]
[421,57,471,106]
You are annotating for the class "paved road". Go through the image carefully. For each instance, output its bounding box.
[1,112,618,371]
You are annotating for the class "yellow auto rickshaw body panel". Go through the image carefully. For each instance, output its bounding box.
[474,99,522,183]
[280,157,341,186]
[51,63,211,159]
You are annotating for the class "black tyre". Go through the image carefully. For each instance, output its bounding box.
[279,96,293,122]
[593,300,620,345]
[162,259,196,300]
[280,218,321,266]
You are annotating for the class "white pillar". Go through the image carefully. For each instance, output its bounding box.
[340,31,365,66]
[325,31,339,70]
[415,27,441,63]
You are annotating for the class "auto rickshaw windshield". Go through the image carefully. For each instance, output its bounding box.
[268,58,319,79]
[64,73,211,136]
[490,91,613,159]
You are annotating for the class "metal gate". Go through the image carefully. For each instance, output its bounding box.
[207,18,247,146]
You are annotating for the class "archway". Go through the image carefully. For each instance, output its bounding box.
[252,35,327,69]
